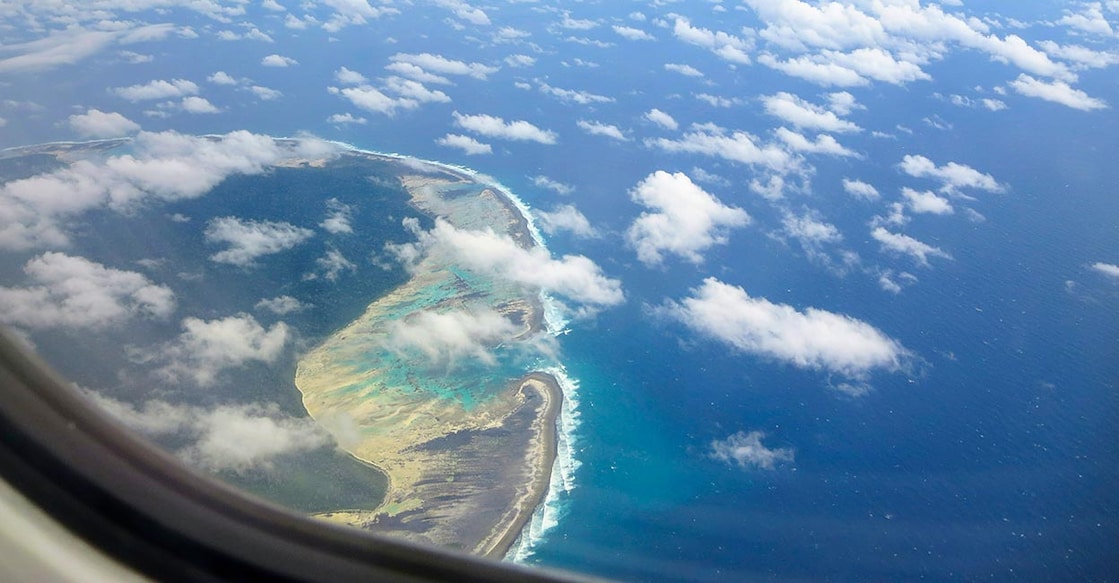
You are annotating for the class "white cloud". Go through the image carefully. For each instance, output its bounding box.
[0,131,335,250]
[711,431,794,470]
[645,108,679,130]
[204,216,314,267]
[1008,74,1108,111]
[113,78,199,102]
[255,295,309,315]
[536,204,599,238]
[261,54,297,67]
[646,123,796,173]
[762,92,861,133]
[208,71,238,85]
[0,25,178,74]
[537,82,614,105]
[452,111,557,144]
[774,127,858,157]
[871,227,952,267]
[334,66,368,85]
[695,93,744,108]
[328,85,415,116]
[249,85,282,101]
[1091,262,1119,280]
[899,155,1006,193]
[319,198,353,234]
[308,248,356,281]
[533,175,574,195]
[436,133,493,155]
[436,0,490,25]
[673,17,753,64]
[614,25,654,41]
[389,218,624,314]
[901,187,954,215]
[388,308,520,368]
[137,313,291,387]
[389,52,499,79]
[658,277,909,381]
[626,171,750,266]
[664,63,704,77]
[68,109,140,137]
[327,113,367,125]
[86,394,330,475]
[577,120,627,141]
[1058,3,1116,35]
[384,62,452,84]
[842,178,879,200]
[504,54,536,68]
[0,252,175,332]
[1038,41,1119,70]
[758,53,867,87]
[180,96,221,114]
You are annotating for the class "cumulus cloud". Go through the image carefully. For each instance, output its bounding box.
[536,81,614,105]
[135,313,291,387]
[208,71,239,85]
[1091,262,1119,280]
[385,62,452,84]
[306,248,356,282]
[334,66,368,85]
[842,178,880,200]
[665,63,704,77]
[536,204,599,238]
[762,92,861,133]
[711,430,794,470]
[204,216,314,267]
[328,85,413,116]
[389,52,498,79]
[659,277,910,382]
[577,120,627,141]
[744,0,1073,85]
[673,17,753,64]
[775,127,858,157]
[388,218,623,314]
[626,171,750,266]
[387,308,521,367]
[613,25,654,41]
[452,111,557,144]
[68,109,140,137]
[85,393,330,474]
[646,123,796,173]
[180,96,221,114]
[899,155,1006,193]
[533,175,574,195]
[1008,74,1108,111]
[113,78,199,102]
[901,187,954,215]
[319,198,353,234]
[255,295,309,315]
[645,108,679,130]
[0,131,338,249]
[778,210,854,272]
[436,133,493,155]
[261,54,297,67]
[871,227,952,267]
[0,252,175,331]
[327,113,367,125]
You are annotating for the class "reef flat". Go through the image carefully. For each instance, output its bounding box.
[295,152,559,557]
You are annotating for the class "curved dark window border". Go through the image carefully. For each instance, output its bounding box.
[0,327,588,582]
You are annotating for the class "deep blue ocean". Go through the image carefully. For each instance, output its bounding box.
[2,2,1117,581]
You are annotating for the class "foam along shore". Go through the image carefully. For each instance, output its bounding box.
[295,153,562,557]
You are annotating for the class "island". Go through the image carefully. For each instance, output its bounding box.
[294,153,562,558]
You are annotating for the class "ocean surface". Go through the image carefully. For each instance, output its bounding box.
[1,2,1117,581]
